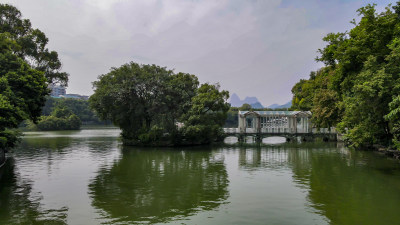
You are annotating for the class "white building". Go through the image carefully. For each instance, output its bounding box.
[237,111,312,134]
[49,84,66,97]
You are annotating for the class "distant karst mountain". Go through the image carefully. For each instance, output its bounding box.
[229,93,264,108]
[267,101,292,109]
[229,93,292,109]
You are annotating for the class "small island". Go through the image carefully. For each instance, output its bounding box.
[89,62,230,146]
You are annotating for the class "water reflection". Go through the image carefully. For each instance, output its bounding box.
[0,159,68,224]
[236,143,338,171]
[288,145,400,225]
[89,147,229,224]
[2,129,400,225]
[238,146,288,170]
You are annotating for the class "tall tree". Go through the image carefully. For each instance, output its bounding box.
[90,62,201,145]
[291,2,400,149]
[0,4,68,85]
[0,33,48,149]
[181,83,230,144]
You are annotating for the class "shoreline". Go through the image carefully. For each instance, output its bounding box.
[376,148,400,160]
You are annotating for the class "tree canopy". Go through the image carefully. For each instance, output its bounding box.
[291,2,400,149]
[0,33,48,149]
[40,97,106,125]
[33,105,81,131]
[90,62,230,146]
[0,4,68,85]
[0,4,68,151]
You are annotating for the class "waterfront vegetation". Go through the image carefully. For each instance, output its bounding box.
[90,62,230,146]
[291,2,400,150]
[41,97,104,124]
[0,4,68,150]
[25,106,81,131]
[20,97,111,131]
[0,32,47,149]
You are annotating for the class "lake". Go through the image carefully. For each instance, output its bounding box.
[1,128,400,225]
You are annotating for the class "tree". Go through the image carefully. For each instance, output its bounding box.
[90,62,205,146]
[291,2,400,149]
[51,106,73,118]
[181,83,230,144]
[35,105,82,131]
[311,89,340,128]
[0,4,68,85]
[225,107,239,128]
[37,97,106,125]
[0,33,48,149]
[239,103,252,111]
[90,62,229,146]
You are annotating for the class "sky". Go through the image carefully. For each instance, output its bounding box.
[3,0,397,106]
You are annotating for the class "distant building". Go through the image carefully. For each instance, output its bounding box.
[49,84,66,97]
[60,94,89,100]
[48,84,89,100]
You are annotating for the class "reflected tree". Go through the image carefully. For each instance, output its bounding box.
[289,146,400,225]
[89,147,229,224]
[0,159,68,224]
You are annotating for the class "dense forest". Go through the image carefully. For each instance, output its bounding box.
[291,2,400,150]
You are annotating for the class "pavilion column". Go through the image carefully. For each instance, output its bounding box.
[238,114,245,133]
[238,115,242,132]
[255,116,260,133]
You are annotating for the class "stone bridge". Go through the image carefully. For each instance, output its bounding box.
[223,111,338,142]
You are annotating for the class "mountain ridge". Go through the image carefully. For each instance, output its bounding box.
[229,93,264,108]
[229,93,292,109]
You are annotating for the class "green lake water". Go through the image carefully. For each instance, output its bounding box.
[1,128,400,225]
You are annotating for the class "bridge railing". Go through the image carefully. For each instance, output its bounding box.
[311,127,337,134]
[261,127,294,133]
[223,128,240,133]
[246,128,256,133]
[223,127,337,134]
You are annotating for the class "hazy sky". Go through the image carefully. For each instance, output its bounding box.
[4,0,396,106]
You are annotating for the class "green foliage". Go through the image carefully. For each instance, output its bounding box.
[239,103,252,111]
[35,115,81,131]
[90,62,229,146]
[0,4,69,149]
[0,33,48,149]
[51,106,73,118]
[34,106,81,131]
[181,83,230,144]
[312,89,340,128]
[385,95,400,149]
[291,2,400,149]
[225,107,239,128]
[40,97,106,124]
[0,3,68,85]
[90,62,199,144]
[291,69,331,112]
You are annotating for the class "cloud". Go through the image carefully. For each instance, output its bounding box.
[4,0,398,105]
